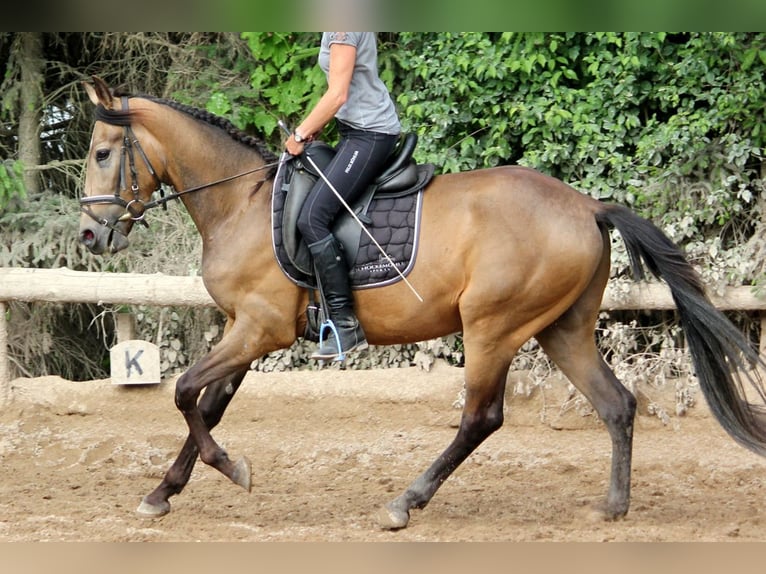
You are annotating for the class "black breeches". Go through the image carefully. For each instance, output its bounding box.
[297,124,398,245]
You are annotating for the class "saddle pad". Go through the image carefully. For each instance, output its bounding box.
[271,178,423,290]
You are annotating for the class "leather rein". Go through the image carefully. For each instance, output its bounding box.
[79,95,278,230]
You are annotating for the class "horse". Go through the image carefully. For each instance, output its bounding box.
[78,75,766,530]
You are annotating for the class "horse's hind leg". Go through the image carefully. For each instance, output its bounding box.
[536,315,637,520]
[377,355,512,530]
[137,369,248,517]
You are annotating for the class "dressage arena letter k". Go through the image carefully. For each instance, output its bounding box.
[125,348,145,377]
[110,339,161,386]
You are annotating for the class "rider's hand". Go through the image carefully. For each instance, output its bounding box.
[285,133,305,156]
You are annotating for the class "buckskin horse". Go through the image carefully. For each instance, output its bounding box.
[78,76,766,530]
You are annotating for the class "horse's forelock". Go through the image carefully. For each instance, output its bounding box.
[94,104,134,126]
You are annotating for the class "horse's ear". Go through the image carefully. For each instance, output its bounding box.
[84,75,115,108]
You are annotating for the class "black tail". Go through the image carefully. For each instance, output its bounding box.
[596,203,766,456]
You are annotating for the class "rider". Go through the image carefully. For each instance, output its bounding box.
[285,32,401,361]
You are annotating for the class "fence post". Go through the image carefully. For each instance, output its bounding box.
[761,161,766,365]
[0,301,9,406]
[116,311,136,343]
[761,314,766,362]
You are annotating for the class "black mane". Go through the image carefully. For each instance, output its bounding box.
[94,92,279,167]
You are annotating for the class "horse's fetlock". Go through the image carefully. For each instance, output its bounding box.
[485,410,504,433]
[199,447,227,467]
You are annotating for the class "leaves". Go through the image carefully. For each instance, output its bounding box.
[0,160,26,209]
[384,33,766,283]
[230,33,325,140]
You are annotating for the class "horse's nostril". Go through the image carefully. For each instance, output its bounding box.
[80,228,95,245]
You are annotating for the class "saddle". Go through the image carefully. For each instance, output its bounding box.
[272,133,435,288]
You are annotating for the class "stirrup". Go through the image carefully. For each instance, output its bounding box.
[314,319,345,362]
[312,319,368,362]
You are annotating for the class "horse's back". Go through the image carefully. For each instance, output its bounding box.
[418,165,605,274]
[424,165,601,224]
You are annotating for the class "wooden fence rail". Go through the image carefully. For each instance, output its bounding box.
[2,266,766,398]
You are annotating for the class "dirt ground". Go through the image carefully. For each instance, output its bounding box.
[1,360,765,542]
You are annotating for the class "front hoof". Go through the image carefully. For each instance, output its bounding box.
[136,496,171,518]
[376,503,410,530]
[231,456,252,492]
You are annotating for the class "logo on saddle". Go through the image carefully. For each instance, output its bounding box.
[272,133,434,290]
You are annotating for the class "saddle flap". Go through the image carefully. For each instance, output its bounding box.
[281,167,315,276]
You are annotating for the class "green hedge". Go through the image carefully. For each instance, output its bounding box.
[227,32,765,280]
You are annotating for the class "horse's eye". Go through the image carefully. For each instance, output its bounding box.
[95,149,110,162]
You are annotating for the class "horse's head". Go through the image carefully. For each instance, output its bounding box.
[79,76,163,255]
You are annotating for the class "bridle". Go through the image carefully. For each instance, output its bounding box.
[79,95,278,231]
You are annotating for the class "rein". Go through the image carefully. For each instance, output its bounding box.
[79,95,278,230]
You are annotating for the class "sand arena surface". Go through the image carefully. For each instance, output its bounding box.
[1,361,765,542]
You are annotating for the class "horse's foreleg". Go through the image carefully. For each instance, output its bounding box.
[137,371,247,517]
[138,434,197,517]
[169,343,259,489]
[377,361,509,530]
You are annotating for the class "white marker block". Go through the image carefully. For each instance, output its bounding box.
[110,340,161,385]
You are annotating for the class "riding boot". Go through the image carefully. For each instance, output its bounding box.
[308,234,368,361]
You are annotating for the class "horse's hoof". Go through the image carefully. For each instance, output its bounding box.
[136,496,171,517]
[231,456,252,492]
[376,503,410,530]
[583,500,627,523]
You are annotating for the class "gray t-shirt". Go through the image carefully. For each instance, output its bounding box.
[319,32,401,135]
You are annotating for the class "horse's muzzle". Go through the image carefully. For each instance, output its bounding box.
[79,218,130,255]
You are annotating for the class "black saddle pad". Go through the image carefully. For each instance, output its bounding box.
[271,161,425,291]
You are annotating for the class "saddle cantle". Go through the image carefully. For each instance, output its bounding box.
[271,133,435,291]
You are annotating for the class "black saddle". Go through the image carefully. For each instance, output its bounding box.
[274,133,434,278]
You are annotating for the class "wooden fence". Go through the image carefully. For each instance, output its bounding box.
[2,266,766,399]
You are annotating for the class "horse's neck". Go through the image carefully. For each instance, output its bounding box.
[166,130,270,230]
[181,175,273,246]
[151,109,276,265]
[190,177,275,282]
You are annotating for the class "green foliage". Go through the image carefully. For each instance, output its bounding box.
[223,32,766,267]
[0,194,87,268]
[388,32,765,281]
[207,33,326,143]
[0,160,26,209]
[0,193,114,380]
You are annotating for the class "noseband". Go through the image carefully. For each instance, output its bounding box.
[79,95,277,231]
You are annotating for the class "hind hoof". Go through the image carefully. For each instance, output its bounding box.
[582,499,628,523]
[376,503,410,530]
[231,456,252,492]
[136,496,171,517]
